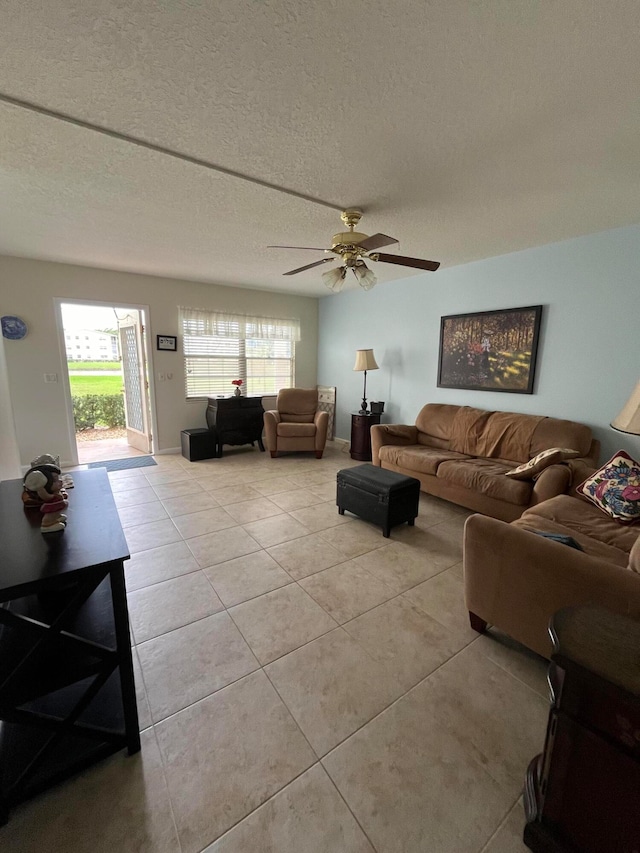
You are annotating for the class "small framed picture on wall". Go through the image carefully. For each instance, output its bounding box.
[157,335,177,351]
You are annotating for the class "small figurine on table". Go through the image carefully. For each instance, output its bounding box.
[22,462,69,534]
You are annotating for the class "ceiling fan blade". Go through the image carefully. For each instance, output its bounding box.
[283,258,335,276]
[357,233,399,252]
[372,252,440,272]
[268,245,328,251]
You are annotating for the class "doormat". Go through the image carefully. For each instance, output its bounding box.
[87,457,158,472]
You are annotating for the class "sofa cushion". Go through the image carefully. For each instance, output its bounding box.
[277,388,317,422]
[576,450,640,524]
[378,445,469,475]
[448,407,493,456]
[415,404,459,443]
[530,417,594,458]
[415,404,457,449]
[505,447,581,480]
[629,536,640,573]
[277,422,316,438]
[517,494,638,566]
[436,458,533,505]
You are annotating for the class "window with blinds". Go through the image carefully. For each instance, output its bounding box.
[180,308,300,399]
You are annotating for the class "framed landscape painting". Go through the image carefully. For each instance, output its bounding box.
[437,305,543,394]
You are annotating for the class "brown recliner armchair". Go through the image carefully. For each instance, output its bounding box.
[263,388,329,459]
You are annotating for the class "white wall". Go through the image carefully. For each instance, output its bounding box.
[0,256,318,466]
[319,223,640,463]
[0,334,21,479]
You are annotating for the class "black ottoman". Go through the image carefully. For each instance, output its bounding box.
[181,428,217,461]
[337,464,420,538]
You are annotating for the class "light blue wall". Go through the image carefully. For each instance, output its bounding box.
[318,224,640,463]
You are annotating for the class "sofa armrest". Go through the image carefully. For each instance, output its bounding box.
[530,463,572,505]
[565,458,598,495]
[314,410,329,450]
[263,410,280,451]
[371,424,418,466]
[463,513,640,658]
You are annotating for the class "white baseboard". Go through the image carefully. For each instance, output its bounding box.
[155,447,181,455]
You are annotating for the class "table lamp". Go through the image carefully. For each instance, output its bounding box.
[353,349,379,414]
[611,380,640,435]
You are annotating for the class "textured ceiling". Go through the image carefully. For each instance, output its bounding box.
[1,0,639,297]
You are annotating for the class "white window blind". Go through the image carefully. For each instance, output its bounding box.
[180,307,300,399]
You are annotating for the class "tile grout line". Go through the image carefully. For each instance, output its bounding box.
[149,722,185,853]
[116,451,485,848]
[476,794,525,853]
[473,645,550,702]
[319,765,383,853]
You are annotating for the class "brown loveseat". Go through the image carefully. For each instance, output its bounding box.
[371,404,600,522]
[464,478,640,658]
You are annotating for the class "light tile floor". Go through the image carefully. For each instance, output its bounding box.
[0,443,549,852]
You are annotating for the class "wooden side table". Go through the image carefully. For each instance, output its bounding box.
[0,469,140,825]
[350,412,381,461]
[524,606,640,852]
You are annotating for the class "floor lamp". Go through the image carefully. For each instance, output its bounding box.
[353,349,379,414]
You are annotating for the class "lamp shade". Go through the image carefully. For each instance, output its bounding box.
[353,265,377,290]
[322,266,347,292]
[353,349,379,372]
[611,380,640,435]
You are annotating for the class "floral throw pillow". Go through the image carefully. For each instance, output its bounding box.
[505,447,581,480]
[577,450,640,524]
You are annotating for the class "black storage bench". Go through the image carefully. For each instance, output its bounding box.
[337,464,420,538]
[181,428,217,461]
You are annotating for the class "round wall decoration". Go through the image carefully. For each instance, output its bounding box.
[1,315,28,340]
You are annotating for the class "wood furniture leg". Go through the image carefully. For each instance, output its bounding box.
[469,611,488,633]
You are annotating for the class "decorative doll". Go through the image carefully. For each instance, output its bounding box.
[22,463,69,533]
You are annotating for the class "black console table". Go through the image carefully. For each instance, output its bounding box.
[206,396,265,458]
[0,468,140,824]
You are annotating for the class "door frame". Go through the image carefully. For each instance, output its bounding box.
[54,297,158,467]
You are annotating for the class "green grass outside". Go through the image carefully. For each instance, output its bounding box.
[69,375,123,396]
[68,361,121,371]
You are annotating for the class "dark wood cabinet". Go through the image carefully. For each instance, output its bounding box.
[0,469,140,825]
[350,412,381,461]
[524,606,640,853]
[206,396,265,458]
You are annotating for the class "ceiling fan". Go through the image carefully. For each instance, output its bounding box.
[268,209,440,292]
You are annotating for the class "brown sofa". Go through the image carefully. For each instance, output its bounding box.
[371,403,600,522]
[464,481,640,658]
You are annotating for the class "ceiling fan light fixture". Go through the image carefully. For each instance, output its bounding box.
[322,266,347,292]
[354,264,377,291]
[271,210,439,286]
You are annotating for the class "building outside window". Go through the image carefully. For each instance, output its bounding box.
[65,329,120,361]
